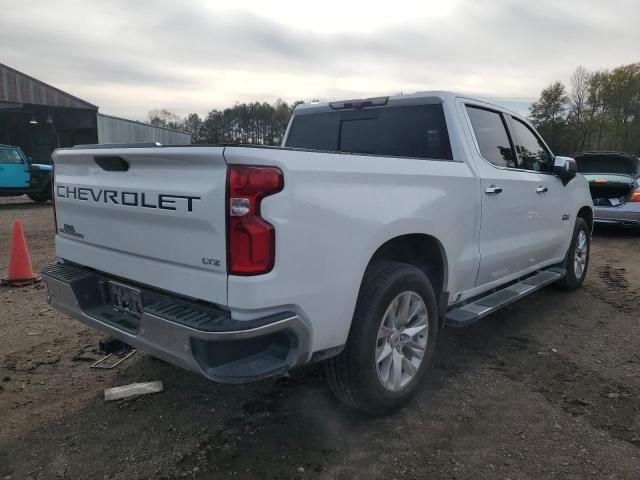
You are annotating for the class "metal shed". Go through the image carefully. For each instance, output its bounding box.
[0,63,191,164]
[0,63,98,163]
[97,114,191,145]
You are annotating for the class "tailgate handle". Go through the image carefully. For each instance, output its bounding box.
[94,156,129,172]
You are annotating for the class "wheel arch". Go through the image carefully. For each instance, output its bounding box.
[361,233,449,328]
[577,205,594,233]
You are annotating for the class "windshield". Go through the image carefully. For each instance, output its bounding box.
[0,148,25,164]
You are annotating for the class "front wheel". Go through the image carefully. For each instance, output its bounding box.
[324,261,439,415]
[556,217,590,290]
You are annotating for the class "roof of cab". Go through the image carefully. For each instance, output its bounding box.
[293,91,520,117]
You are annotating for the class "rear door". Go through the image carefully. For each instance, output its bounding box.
[0,147,30,188]
[507,116,569,262]
[462,104,545,286]
[52,146,228,304]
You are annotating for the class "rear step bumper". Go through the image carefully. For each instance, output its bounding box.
[41,262,310,384]
[446,268,565,328]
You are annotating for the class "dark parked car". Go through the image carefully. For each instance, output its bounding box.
[575,151,640,229]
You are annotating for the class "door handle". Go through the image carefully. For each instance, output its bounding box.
[536,186,548,194]
[485,185,503,195]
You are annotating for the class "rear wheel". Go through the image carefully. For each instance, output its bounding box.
[324,261,438,415]
[557,217,590,290]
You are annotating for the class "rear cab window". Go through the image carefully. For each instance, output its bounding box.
[285,104,452,160]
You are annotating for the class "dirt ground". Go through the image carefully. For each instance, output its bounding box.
[1,195,639,480]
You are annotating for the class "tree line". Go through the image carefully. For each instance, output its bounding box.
[147,99,303,145]
[529,62,640,155]
[149,61,640,156]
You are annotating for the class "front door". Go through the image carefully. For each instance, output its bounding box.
[463,104,545,287]
[0,147,30,188]
[507,116,570,263]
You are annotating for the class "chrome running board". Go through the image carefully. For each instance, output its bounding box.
[446,267,566,328]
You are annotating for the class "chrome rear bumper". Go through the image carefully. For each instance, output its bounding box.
[42,262,310,383]
[593,204,640,228]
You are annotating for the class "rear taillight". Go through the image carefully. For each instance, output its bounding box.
[227,165,283,275]
[51,161,58,234]
[630,190,640,202]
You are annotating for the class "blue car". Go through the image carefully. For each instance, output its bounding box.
[0,144,52,202]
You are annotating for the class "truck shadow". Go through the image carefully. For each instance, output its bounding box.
[0,201,52,211]
[2,288,638,479]
[592,223,640,238]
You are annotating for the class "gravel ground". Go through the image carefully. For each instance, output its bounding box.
[1,195,639,479]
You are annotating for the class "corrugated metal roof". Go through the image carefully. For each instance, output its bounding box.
[0,63,97,110]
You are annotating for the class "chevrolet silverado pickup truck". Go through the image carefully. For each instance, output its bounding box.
[42,92,593,414]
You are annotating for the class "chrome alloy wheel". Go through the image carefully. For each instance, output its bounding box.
[375,291,428,391]
[574,230,588,279]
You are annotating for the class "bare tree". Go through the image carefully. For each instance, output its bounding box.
[567,66,592,151]
[146,109,183,130]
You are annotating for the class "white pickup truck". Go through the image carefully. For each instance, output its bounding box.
[43,92,593,414]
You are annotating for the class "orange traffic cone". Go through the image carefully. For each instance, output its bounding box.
[1,220,42,287]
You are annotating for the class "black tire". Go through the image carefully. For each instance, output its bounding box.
[324,261,439,415]
[556,217,590,290]
[27,187,51,203]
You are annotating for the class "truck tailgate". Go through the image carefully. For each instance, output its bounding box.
[52,146,228,305]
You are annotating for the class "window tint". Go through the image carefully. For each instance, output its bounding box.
[340,117,377,154]
[510,118,552,172]
[465,107,516,168]
[285,111,339,152]
[0,149,24,164]
[286,104,452,160]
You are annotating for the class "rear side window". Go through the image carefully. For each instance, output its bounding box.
[465,106,516,168]
[286,104,452,160]
[0,149,24,164]
[510,118,552,172]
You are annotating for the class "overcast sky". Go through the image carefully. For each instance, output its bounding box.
[2,0,639,120]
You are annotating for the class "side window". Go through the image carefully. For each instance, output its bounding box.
[465,106,517,168]
[510,118,552,172]
[0,149,25,164]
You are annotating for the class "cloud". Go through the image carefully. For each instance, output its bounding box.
[1,0,638,118]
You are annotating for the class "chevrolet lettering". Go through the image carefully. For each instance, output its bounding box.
[55,185,200,212]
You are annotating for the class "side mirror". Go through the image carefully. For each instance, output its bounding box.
[553,156,577,185]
